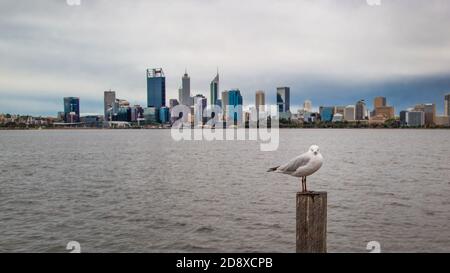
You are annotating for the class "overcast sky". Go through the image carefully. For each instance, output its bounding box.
[1,0,450,116]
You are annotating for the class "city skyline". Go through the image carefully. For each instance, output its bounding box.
[1,1,450,116]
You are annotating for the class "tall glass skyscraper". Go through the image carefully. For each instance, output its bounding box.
[180,70,191,106]
[227,89,243,126]
[147,68,166,108]
[210,72,219,106]
[63,97,80,123]
[276,87,290,113]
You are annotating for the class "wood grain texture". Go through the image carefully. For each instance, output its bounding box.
[296,191,327,253]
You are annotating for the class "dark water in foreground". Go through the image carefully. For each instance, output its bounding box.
[0,129,449,252]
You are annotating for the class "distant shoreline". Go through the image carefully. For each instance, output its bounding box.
[1,127,449,131]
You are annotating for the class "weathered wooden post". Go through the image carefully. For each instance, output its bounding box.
[296,191,327,253]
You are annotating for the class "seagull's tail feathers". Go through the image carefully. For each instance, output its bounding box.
[267,166,280,172]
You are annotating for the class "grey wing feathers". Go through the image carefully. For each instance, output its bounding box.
[276,153,311,173]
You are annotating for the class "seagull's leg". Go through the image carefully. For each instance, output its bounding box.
[304,176,308,192]
[301,177,305,192]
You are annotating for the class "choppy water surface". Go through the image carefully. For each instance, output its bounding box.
[0,129,449,252]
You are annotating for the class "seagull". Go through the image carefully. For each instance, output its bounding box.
[267,145,323,192]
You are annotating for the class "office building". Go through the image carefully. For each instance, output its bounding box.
[147,68,166,108]
[303,100,312,112]
[117,107,131,122]
[400,110,408,126]
[143,107,158,123]
[159,106,170,124]
[407,111,425,127]
[414,103,436,126]
[319,106,335,122]
[344,105,356,121]
[104,90,116,122]
[193,94,207,125]
[277,87,290,113]
[210,72,219,106]
[374,97,387,108]
[63,97,80,123]
[255,90,265,113]
[355,100,367,120]
[221,91,229,122]
[435,115,450,126]
[227,89,243,126]
[335,106,345,116]
[180,70,191,106]
[445,93,450,116]
[374,106,395,120]
[332,113,344,122]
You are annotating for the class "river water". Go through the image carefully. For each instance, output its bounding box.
[0,129,449,252]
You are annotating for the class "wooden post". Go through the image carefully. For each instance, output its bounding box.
[296,191,327,253]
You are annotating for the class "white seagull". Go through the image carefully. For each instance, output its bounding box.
[268,145,323,192]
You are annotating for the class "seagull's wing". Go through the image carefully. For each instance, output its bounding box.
[276,152,311,174]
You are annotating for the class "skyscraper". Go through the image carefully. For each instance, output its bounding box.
[319,106,335,122]
[414,103,436,126]
[445,93,450,116]
[227,89,243,126]
[372,96,394,120]
[255,90,265,112]
[355,100,366,120]
[277,87,290,113]
[210,72,219,106]
[104,90,116,121]
[147,68,166,108]
[221,91,229,122]
[193,94,207,125]
[374,97,387,108]
[303,100,312,112]
[180,70,191,106]
[63,97,80,123]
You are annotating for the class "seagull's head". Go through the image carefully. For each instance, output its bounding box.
[309,145,320,155]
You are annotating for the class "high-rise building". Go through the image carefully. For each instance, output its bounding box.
[210,72,219,106]
[372,96,394,120]
[374,106,395,119]
[374,97,387,108]
[344,105,355,121]
[255,90,265,113]
[221,91,229,122]
[180,70,191,106]
[319,106,335,122]
[414,103,436,126]
[227,89,243,126]
[159,107,170,124]
[277,87,290,113]
[399,110,408,126]
[147,68,166,108]
[355,100,367,120]
[104,90,116,121]
[63,97,80,123]
[193,94,207,125]
[406,111,425,127]
[303,100,312,112]
[445,93,450,116]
